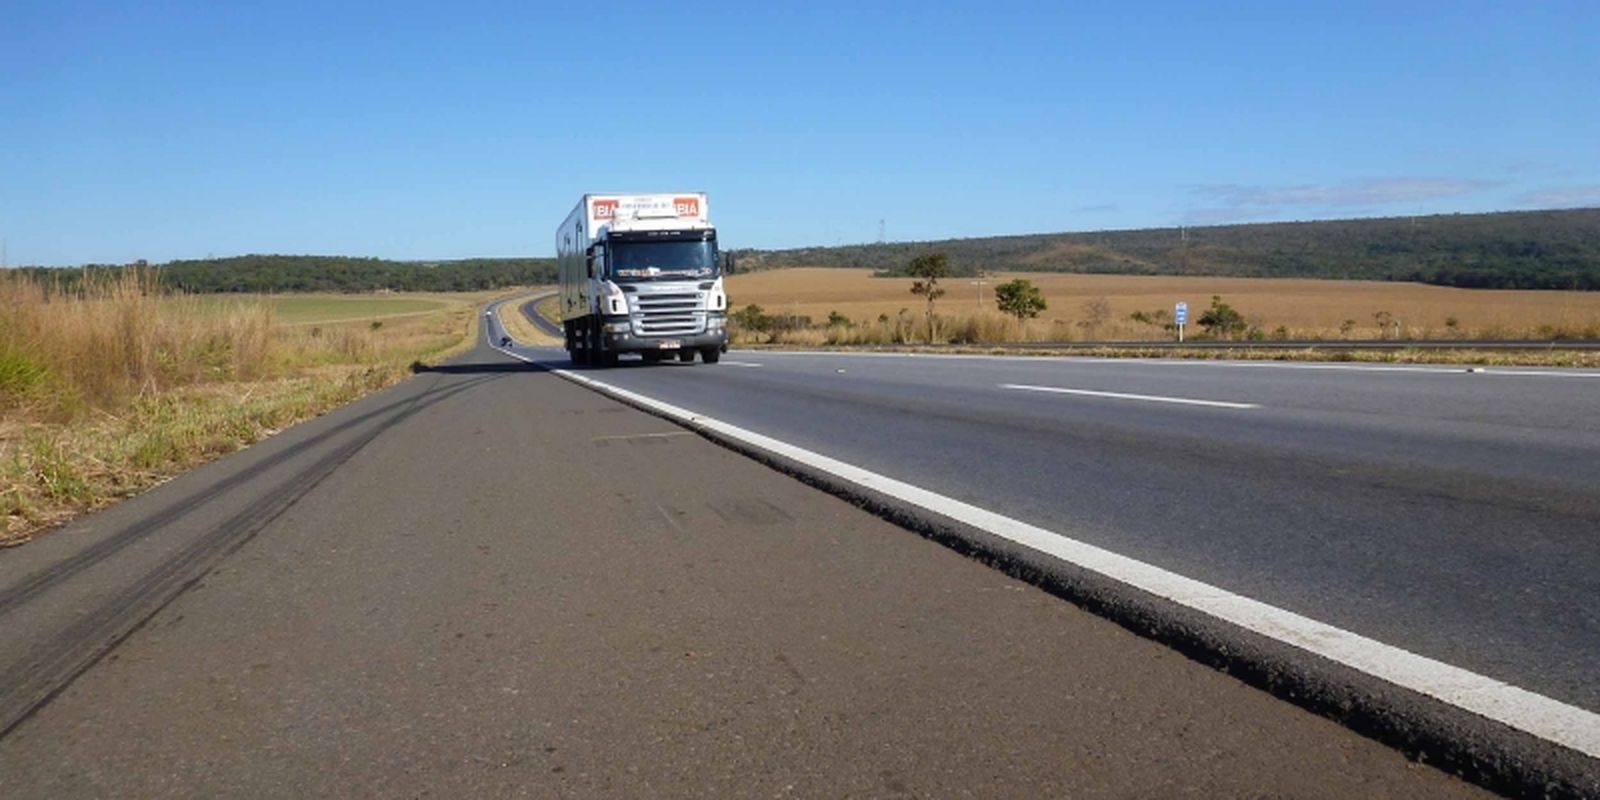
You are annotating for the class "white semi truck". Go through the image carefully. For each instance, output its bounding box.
[557,193,728,365]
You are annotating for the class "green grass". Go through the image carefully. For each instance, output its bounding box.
[269,296,447,324]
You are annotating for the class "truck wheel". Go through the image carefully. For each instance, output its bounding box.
[591,321,616,367]
[700,347,721,364]
[565,321,586,365]
[641,351,664,363]
[677,351,695,363]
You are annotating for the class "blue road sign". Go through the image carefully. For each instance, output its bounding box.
[1175,301,1188,325]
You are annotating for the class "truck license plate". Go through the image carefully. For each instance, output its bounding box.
[658,340,681,350]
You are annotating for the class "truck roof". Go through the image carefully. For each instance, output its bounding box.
[562,193,712,247]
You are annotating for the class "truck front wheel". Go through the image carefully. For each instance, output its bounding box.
[592,320,617,367]
[700,347,721,364]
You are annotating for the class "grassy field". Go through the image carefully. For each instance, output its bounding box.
[268,295,449,324]
[726,268,1600,342]
[1,273,510,546]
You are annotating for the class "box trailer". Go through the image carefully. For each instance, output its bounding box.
[556,193,728,365]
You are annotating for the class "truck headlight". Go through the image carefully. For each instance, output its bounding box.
[603,281,627,315]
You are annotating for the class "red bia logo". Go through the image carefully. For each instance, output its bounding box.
[674,197,700,217]
[593,200,618,220]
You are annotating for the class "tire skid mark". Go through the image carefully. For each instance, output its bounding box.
[0,374,496,740]
[0,377,486,616]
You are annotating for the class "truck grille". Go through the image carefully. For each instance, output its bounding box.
[634,292,703,335]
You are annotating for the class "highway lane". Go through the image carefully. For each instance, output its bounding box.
[497,329,1600,721]
[0,326,1487,796]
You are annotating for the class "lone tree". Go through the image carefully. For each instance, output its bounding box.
[907,253,949,342]
[1197,295,1247,339]
[994,279,1047,335]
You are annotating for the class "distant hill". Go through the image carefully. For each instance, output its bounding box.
[733,208,1600,290]
[16,255,557,294]
[18,208,1598,293]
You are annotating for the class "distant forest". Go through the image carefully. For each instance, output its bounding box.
[15,256,557,294]
[13,208,1598,293]
[733,208,1600,290]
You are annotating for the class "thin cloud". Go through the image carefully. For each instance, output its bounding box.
[1503,160,1555,175]
[1190,177,1500,209]
[1515,185,1600,208]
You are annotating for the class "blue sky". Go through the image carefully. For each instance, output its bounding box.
[2,1,1596,265]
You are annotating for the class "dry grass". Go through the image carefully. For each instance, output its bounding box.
[1,271,275,419]
[495,288,562,346]
[1,271,506,546]
[726,268,1600,342]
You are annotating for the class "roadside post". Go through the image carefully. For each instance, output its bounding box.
[1175,301,1188,342]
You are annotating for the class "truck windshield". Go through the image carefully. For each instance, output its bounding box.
[608,240,718,281]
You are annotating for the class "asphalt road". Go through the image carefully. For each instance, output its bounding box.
[0,315,1487,797]
[500,307,1600,719]
[521,295,564,337]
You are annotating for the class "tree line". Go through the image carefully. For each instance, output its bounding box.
[731,208,1600,290]
[15,207,1598,295]
[13,255,557,294]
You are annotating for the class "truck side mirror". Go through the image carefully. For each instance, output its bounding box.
[585,255,595,278]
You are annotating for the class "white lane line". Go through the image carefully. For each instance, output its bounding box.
[483,309,1600,759]
[720,360,764,367]
[552,367,1600,759]
[482,328,1600,760]
[1145,360,1600,379]
[1002,383,1260,409]
[543,366,1600,758]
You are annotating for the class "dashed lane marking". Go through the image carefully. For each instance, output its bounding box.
[1001,383,1260,409]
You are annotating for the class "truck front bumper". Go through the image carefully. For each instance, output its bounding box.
[602,315,728,353]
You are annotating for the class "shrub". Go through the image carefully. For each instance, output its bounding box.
[1197,295,1248,339]
[731,304,772,333]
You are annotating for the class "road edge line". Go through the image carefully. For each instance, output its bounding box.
[488,305,1600,799]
